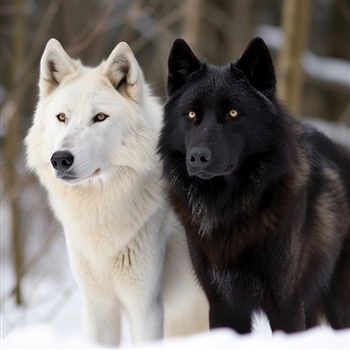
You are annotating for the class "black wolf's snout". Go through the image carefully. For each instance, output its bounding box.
[51,151,74,172]
[188,147,212,168]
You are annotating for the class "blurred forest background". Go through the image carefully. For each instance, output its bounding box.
[1,0,349,337]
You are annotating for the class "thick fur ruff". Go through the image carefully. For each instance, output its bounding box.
[158,37,350,334]
[25,39,208,345]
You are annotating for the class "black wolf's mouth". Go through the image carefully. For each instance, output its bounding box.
[193,172,216,180]
[189,164,235,180]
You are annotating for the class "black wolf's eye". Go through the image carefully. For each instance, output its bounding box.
[229,109,239,118]
[187,111,196,120]
[93,113,109,123]
[56,113,66,123]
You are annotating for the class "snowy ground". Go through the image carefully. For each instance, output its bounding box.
[1,119,349,349]
[3,290,350,350]
[3,326,350,349]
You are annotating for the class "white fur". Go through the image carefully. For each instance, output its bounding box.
[25,39,208,345]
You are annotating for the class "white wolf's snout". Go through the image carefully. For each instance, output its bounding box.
[50,149,78,183]
[50,147,100,184]
[50,150,81,183]
[51,150,74,172]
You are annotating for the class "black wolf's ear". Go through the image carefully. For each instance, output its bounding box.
[234,37,276,95]
[40,39,79,97]
[167,38,201,95]
[102,42,144,102]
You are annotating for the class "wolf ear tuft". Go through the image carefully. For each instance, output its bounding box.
[235,37,276,96]
[103,42,143,102]
[39,39,78,97]
[167,38,201,95]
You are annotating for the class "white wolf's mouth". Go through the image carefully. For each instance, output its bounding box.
[56,169,100,184]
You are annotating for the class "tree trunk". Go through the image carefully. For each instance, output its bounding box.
[225,1,254,61]
[277,1,312,115]
[183,1,203,56]
[5,0,26,305]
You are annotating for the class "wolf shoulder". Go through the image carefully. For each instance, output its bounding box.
[303,120,349,173]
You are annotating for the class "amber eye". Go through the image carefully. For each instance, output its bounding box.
[93,113,109,123]
[56,113,66,123]
[229,109,239,118]
[187,111,196,120]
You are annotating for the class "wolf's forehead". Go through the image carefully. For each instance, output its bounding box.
[57,76,114,106]
[67,73,112,95]
[190,68,241,95]
[186,78,240,105]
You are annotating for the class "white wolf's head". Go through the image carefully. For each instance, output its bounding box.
[26,39,161,187]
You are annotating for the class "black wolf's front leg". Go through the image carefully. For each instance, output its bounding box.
[267,296,306,333]
[209,299,253,334]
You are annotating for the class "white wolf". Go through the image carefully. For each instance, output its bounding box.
[25,39,208,345]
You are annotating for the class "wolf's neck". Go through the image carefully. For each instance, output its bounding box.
[47,167,163,249]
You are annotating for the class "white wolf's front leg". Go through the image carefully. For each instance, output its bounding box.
[117,220,167,343]
[125,293,164,342]
[82,295,122,346]
[66,241,122,345]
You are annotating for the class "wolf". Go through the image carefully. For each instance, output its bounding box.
[158,37,350,334]
[25,39,208,345]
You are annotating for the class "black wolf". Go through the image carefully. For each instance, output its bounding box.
[158,37,350,333]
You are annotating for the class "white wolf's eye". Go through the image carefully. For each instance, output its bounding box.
[56,113,66,123]
[93,113,109,123]
[229,109,239,118]
[187,111,196,120]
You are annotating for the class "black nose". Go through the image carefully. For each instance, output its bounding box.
[188,147,212,168]
[51,151,74,172]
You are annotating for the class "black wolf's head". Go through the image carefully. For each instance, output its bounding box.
[158,37,298,227]
[159,37,289,182]
[158,37,299,232]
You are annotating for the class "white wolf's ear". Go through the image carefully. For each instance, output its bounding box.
[39,39,78,97]
[102,42,143,102]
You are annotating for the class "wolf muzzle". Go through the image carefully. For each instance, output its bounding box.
[51,151,74,172]
[188,147,212,168]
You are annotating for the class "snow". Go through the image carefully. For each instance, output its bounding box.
[2,320,350,349]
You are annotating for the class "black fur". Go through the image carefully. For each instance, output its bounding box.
[158,37,350,333]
